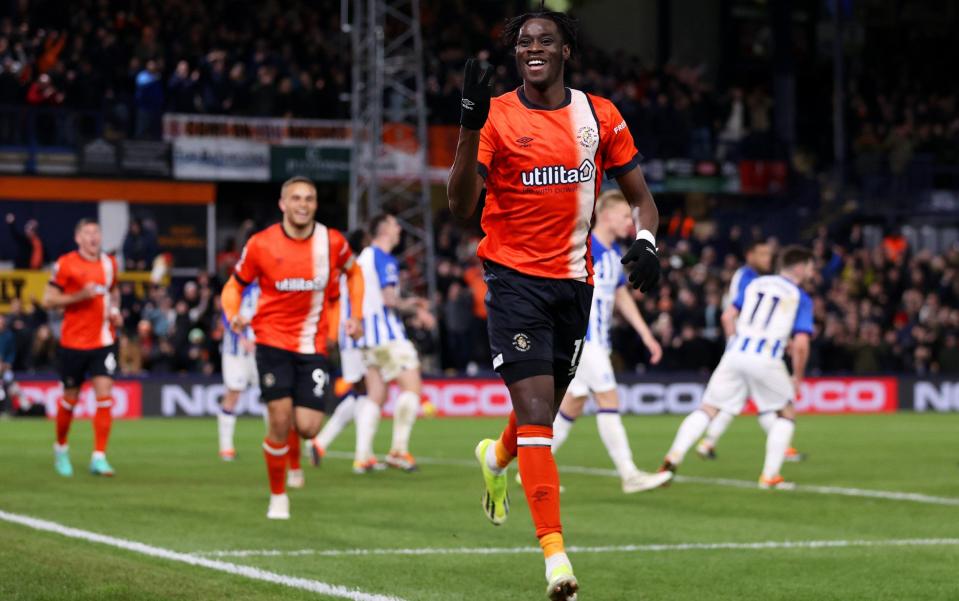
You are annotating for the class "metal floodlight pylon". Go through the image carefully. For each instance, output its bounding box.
[348,0,436,303]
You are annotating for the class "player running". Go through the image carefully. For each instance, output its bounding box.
[694,241,806,463]
[447,10,661,600]
[217,281,259,462]
[221,176,364,519]
[659,246,815,489]
[352,213,433,473]
[547,190,671,494]
[43,219,122,477]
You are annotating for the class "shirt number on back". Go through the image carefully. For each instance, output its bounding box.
[747,292,781,329]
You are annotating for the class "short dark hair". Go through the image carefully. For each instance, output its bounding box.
[280,175,317,195]
[75,218,99,233]
[368,212,396,238]
[745,239,770,254]
[779,245,814,269]
[502,10,578,55]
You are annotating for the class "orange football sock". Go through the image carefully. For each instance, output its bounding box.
[56,398,76,446]
[540,532,566,558]
[494,411,518,468]
[287,428,301,470]
[262,438,288,495]
[93,396,113,453]
[517,424,563,543]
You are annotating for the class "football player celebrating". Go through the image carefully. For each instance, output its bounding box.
[221,176,364,519]
[43,219,122,477]
[447,10,661,600]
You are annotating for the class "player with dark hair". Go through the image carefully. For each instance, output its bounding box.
[660,246,815,489]
[43,218,122,477]
[221,176,365,519]
[447,9,661,600]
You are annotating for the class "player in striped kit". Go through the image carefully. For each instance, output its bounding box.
[694,241,806,462]
[547,190,671,493]
[352,213,433,473]
[216,281,259,461]
[660,246,815,489]
[43,219,122,477]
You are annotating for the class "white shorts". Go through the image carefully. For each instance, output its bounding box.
[701,352,794,415]
[364,339,420,383]
[340,347,367,384]
[567,341,617,398]
[222,352,258,392]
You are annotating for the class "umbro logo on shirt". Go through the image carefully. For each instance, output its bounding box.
[516,136,533,147]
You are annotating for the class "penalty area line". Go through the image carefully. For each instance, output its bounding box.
[323,451,959,507]
[0,509,407,601]
[195,537,959,558]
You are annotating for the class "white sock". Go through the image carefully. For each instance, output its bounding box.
[315,394,358,450]
[485,440,505,475]
[218,410,237,452]
[54,442,68,453]
[354,396,381,463]
[757,411,777,434]
[597,410,638,479]
[544,551,572,581]
[390,391,419,454]
[91,451,106,461]
[762,417,795,479]
[551,411,575,454]
[666,410,712,464]
[703,410,734,447]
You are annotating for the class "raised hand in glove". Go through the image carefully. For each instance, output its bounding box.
[621,230,661,293]
[460,58,493,131]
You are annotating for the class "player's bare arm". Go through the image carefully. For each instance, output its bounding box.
[721,305,740,338]
[42,281,97,310]
[790,332,811,394]
[447,59,491,219]
[614,286,662,364]
[617,166,661,292]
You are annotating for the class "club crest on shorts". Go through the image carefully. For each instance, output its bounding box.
[263,373,276,388]
[577,126,598,150]
[512,333,532,352]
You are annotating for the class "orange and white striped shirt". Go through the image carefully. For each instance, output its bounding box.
[477,87,640,283]
[234,222,353,355]
[49,251,118,350]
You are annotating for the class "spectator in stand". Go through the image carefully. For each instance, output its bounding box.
[26,323,56,372]
[134,58,163,138]
[122,218,159,271]
[5,213,44,269]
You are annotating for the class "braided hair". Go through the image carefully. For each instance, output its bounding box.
[501,9,579,55]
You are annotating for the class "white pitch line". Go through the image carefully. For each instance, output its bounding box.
[195,537,959,559]
[0,509,406,601]
[324,451,959,507]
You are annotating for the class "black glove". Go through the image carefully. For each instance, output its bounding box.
[460,58,492,131]
[621,237,661,293]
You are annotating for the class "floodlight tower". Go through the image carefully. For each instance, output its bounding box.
[348,0,436,302]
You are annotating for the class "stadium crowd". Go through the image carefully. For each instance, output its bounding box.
[0,0,776,161]
[2,209,958,378]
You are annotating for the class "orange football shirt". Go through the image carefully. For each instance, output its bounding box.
[477,87,640,282]
[234,222,353,355]
[49,251,118,350]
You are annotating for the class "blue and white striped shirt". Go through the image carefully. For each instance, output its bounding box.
[222,282,259,357]
[727,275,814,360]
[584,235,626,350]
[356,246,407,347]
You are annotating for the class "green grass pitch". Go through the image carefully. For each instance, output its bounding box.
[1,413,958,600]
